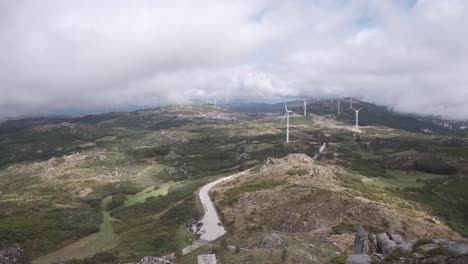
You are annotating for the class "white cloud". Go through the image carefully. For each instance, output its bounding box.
[1,0,467,119]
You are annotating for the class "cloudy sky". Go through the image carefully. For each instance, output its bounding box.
[1,0,467,120]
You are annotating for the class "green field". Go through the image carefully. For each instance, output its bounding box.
[124,182,177,206]
[372,170,445,189]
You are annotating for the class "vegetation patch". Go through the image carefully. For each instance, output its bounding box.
[331,223,355,235]
[0,207,102,258]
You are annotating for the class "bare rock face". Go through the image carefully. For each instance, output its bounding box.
[345,254,371,264]
[0,244,29,264]
[257,233,284,248]
[353,226,370,254]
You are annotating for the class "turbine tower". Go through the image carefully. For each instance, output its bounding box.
[303,100,307,116]
[281,103,294,143]
[352,108,362,131]
[337,100,341,115]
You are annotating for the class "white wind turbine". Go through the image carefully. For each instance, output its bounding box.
[303,99,307,116]
[350,97,353,109]
[352,108,362,131]
[281,103,294,143]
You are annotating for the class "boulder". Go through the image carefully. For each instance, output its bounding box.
[353,226,370,254]
[258,233,284,248]
[135,256,172,264]
[389,233,404,245]
[376,233,397,255]
[0,244,28,264]
[345,254,371,264]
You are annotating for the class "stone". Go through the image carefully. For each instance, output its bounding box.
[376,233,397,255]
[389,232,404,245]
[197,254,217,264]
[258,233,284,248]
[134,256,172,264]
[0,244,28,264]
[353,226,370,254]
[345,254,371,264]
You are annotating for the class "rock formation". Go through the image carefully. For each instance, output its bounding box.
[353,226,370,254]
[257,233,284,248]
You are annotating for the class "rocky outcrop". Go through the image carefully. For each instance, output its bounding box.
[164,163,193,176]
[345,254,371,264]
[353,226,370,254]
[134,256,172,264]
[0,244,28,264]
[376,233,397,255]
[257,233,284,248]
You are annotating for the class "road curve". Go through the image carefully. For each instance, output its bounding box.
[182,171,247,255]
[198,171,246,241]
[183,145,326,255]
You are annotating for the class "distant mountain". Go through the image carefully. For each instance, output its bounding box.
[230,99,468,136]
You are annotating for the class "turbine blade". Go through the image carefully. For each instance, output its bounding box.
[284,103,288,111]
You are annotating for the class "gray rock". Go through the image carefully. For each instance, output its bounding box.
[258,233,284,248]
[389,233,404,245]
[353,226,370,254]
[376,233,397,255]
[0,244,28,264]
[197,254,217,264]
[135,256,172,264]
[345,254,372,264]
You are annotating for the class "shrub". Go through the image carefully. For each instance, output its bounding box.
[330,255,347,264]
[427,245,447,256]
[385,248,411,261]
[107,194,126,210]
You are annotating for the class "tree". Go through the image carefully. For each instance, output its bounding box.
[235,245,240,254]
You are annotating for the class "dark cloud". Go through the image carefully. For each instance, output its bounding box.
[1,0,467,120]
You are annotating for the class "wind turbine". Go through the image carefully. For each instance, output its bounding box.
[350,97,353,109]
[352,108,362,131]
[281,103,294,143]
[303,100,307,116]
